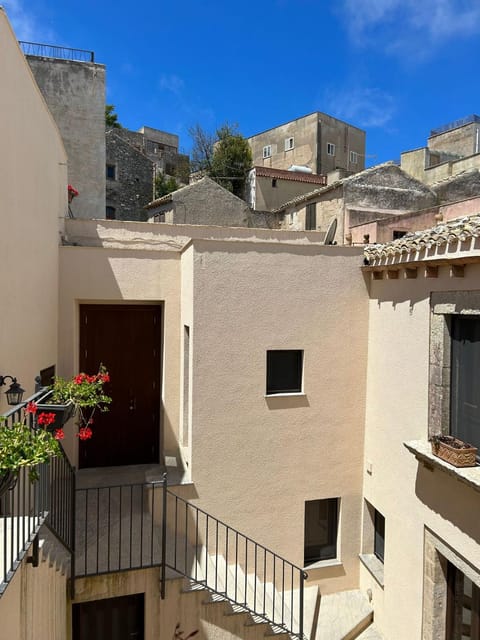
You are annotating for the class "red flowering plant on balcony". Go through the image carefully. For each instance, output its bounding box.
[67,184,79,203]
[34,366,111,441]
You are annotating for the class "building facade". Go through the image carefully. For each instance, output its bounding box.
[248,112,366,176]
[25,48,106,219]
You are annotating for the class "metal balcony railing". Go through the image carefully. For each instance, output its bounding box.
[0,390,75,596]
[19,41,95,63]
[76,476,307,639]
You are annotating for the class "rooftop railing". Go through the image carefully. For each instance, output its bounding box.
[19,40,94,63]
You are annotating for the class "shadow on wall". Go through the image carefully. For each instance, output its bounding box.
[414,463,480,545]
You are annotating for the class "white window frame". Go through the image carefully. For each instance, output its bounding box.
[284,137,294,151]
[327,143,335,156]
[263,145,272,159]
[350,150,358,164]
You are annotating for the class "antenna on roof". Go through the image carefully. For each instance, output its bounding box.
[323,218,337,245]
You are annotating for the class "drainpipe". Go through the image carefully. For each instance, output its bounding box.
[475,128,479,155]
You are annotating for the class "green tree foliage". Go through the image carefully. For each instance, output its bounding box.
[210,124,252,198]
[105,104,121,129]
[155,173,179,199]
[189,122,252,198]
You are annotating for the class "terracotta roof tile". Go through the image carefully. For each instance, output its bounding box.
[364,214,480,263]
[253,166,327,185]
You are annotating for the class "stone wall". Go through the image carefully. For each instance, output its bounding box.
[428,122,480,157]
[27,55,106,219]
[148,177,282,229]
[106,131,153,221]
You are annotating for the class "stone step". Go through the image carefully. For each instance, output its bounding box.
[315,590,373,640]
[355,623,384,640]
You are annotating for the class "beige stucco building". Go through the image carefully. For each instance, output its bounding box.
[248,112,366,177]
[3,8,480,640]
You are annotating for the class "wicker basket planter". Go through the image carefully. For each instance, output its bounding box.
[431,435,477,468]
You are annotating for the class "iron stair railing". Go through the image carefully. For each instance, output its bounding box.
[75,476,307,639]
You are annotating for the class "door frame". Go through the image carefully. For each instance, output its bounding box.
[76,300,164,468]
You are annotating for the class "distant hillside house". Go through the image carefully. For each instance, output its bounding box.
[246,166,327,212]
[401,114,480,185]
[145,177,282,229]
[275,163,438,243]
[248,111,366,176]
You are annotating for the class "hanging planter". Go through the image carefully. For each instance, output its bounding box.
[35,392,75,432]
[430,435,477,468]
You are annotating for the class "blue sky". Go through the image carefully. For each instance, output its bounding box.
[6,0,480,167]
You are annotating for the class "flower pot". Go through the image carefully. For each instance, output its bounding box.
[36,393,75,431]
[431,435,477,468]
[0,470,17,498]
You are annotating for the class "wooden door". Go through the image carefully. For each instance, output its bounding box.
[73,593,144,640]
[79,305,161,468]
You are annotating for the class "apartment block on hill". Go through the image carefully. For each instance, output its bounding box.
[248,112,366,176]
[401,114,480,185]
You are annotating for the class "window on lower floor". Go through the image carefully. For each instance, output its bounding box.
[374,509,385,563]
[350,150,358,164]
[393,230,407,240]
[447,562,480,640]
[106,206,116,220]
[327,143,335,156]
[451,315,480,454]
[266,350,303,395]
[106,164,116,180]
[305,203,316,231]
[304,498,339,566]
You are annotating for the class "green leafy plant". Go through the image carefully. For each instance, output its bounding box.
[0,411,61,482]
[42,365,112,441]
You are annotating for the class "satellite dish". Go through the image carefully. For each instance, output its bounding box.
[324,218,337,245]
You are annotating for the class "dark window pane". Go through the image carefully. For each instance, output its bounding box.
[106,164,116,180]
[304,498,338,565]
[451,316,480,454]
[106,206,116,220]
[266,350,303,394]
[374,510,385,563]
[306,203,316,231]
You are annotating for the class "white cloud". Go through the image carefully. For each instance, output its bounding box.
[3,0,56,42]
[158,74,185,96]
[323,87,396,130]
[339,0,480,54]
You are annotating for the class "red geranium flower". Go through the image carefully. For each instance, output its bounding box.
[77,426,93,440]
[25,401,38,415]
[54,428,65,440]
[37,412,56,426]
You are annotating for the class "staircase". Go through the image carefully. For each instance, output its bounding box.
[75,478,384,640]
[181,553,319,639]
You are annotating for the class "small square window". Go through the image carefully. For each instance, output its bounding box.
[304,498,339,566]
[350,151,358,164]
[393,230,407,240]
[263,145,272,159]
[284,137,294,151]
[266,349,303,395]
[106,164,116,180]
[327,143,335,156]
